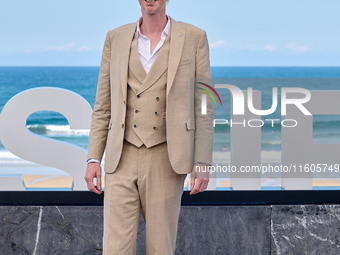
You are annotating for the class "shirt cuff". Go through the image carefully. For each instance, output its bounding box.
[87,158,101,164]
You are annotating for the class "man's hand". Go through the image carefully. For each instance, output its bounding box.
[190,163,209,195]
[84,163,102,195]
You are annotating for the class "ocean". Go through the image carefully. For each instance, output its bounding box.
[1,67,340,189]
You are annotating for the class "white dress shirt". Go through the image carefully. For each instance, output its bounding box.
[136,16,171,74]
[87,17,171,164]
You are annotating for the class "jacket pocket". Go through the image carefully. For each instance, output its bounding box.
[185,119,195,130]
[179,58,192,66]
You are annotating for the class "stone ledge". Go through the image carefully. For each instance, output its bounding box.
[0,205,339,254]
[271,205,340,255]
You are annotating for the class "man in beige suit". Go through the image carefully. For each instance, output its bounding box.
[84,0,214,254]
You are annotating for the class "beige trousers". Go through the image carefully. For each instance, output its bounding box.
[103,139,186,255]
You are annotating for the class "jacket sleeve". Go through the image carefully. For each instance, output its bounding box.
[87,32,112,162]
[194,31,214,165]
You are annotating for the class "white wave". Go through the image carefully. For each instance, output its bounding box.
[27,125,90,135]
[0,150,22,159]
[263,141,281,145]
[0,151,36,165]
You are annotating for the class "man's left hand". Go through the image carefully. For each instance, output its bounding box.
[190,163,209,195]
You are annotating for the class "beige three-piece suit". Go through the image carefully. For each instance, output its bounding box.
[87,17,214,254]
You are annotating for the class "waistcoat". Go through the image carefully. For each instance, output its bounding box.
[124,31,170,148]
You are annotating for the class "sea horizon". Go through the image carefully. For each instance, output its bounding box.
[1,66,340,190]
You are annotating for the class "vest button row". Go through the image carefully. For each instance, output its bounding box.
[133,124,157,130]
[136,96,160,101]
[136,95,159,101]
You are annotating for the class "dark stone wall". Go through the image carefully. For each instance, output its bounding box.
[271,205,340,255]
[0,206,103,255]
[0,205,339,254]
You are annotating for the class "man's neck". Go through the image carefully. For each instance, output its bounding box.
[140,12,168,36]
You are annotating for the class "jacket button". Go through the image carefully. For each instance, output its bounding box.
[134,124,138,128]
[121,124,124,128]
[153,126,157,130]
[137,95,140,98]
[155,112,159,116]
[135,109,139,113]
[156,97,160,101]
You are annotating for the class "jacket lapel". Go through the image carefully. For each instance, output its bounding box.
[167,17,186,96]
[120,23,137,101]
[129,32,147,86]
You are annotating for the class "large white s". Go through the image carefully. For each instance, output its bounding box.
[0,87,93,190]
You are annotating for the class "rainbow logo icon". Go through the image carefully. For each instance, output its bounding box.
[196,82,223,106]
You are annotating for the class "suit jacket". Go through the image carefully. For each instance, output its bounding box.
[87,17,214,174]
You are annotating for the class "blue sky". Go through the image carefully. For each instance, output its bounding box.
[1,0,340,66]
